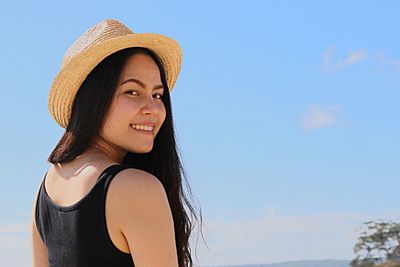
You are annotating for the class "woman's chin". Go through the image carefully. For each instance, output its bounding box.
[130,145,153,154]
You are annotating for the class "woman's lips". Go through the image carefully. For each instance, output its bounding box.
[130,125,154,136]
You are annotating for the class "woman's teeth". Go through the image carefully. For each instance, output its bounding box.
[130,124,154,131]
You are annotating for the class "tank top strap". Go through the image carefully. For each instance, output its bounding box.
[96,163,136,211]
[92,163,136,259]
[96,163,134,182]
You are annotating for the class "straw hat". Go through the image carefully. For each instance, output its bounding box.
[48,18,182,129]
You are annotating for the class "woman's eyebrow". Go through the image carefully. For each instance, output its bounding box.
[120,77,163,90]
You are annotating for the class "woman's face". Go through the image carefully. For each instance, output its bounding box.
[95,53,167,161]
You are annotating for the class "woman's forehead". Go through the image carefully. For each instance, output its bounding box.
[119,54,161,82]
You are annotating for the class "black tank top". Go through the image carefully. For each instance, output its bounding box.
[35,164,136,267]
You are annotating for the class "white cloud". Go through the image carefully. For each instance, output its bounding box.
[3,209,400,267]
[300,104,342,132]
[322,46,400,76]
[192,209,400,266]
[376,50,400,70]
[322,46,368,71]
[337,50,368,67]
[0,222,31,267]
[0,222,29,234]
[322,45,335,68]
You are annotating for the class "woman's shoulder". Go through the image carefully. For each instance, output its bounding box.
[108,165,171,229]
[109,167,165,198]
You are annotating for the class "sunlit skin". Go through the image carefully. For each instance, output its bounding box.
[79,53,167,164]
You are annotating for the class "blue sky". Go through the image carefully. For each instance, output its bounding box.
[0,0,399,266]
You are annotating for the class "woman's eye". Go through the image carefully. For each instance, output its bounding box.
[126,90,138,95]
[126,90,163,100]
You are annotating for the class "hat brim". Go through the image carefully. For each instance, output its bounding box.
[48,32,182,129]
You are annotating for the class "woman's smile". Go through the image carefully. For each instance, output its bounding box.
[130,124,154,136]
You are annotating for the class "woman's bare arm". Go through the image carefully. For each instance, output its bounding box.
[110,169,179,266]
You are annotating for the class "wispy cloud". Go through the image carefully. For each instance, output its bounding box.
[300,104,342,132]
[322,45,368,72]
[322,46,400,76]
[322,45,335,68]
[0,222,31,267]
[194,209,400,266]
[338,50,368,67]
[0,222,29,234]
[376,50,400,70]
[1,210,400,267]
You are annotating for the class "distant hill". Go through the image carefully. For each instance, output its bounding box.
[206,259,351,267]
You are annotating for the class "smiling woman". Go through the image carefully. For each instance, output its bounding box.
[31,18,205,267]
[96,52,168,156]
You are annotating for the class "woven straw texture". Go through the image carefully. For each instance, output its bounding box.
[48,19,182,129]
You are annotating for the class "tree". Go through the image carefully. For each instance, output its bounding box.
[351,219,400,267]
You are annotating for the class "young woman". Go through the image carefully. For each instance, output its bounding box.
[30,19,204,267]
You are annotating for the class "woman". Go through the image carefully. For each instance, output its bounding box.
[30,19,204,267]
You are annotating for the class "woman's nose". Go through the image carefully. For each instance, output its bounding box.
[141,94,159,113]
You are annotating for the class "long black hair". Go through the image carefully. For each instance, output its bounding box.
[47,46,208,266]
